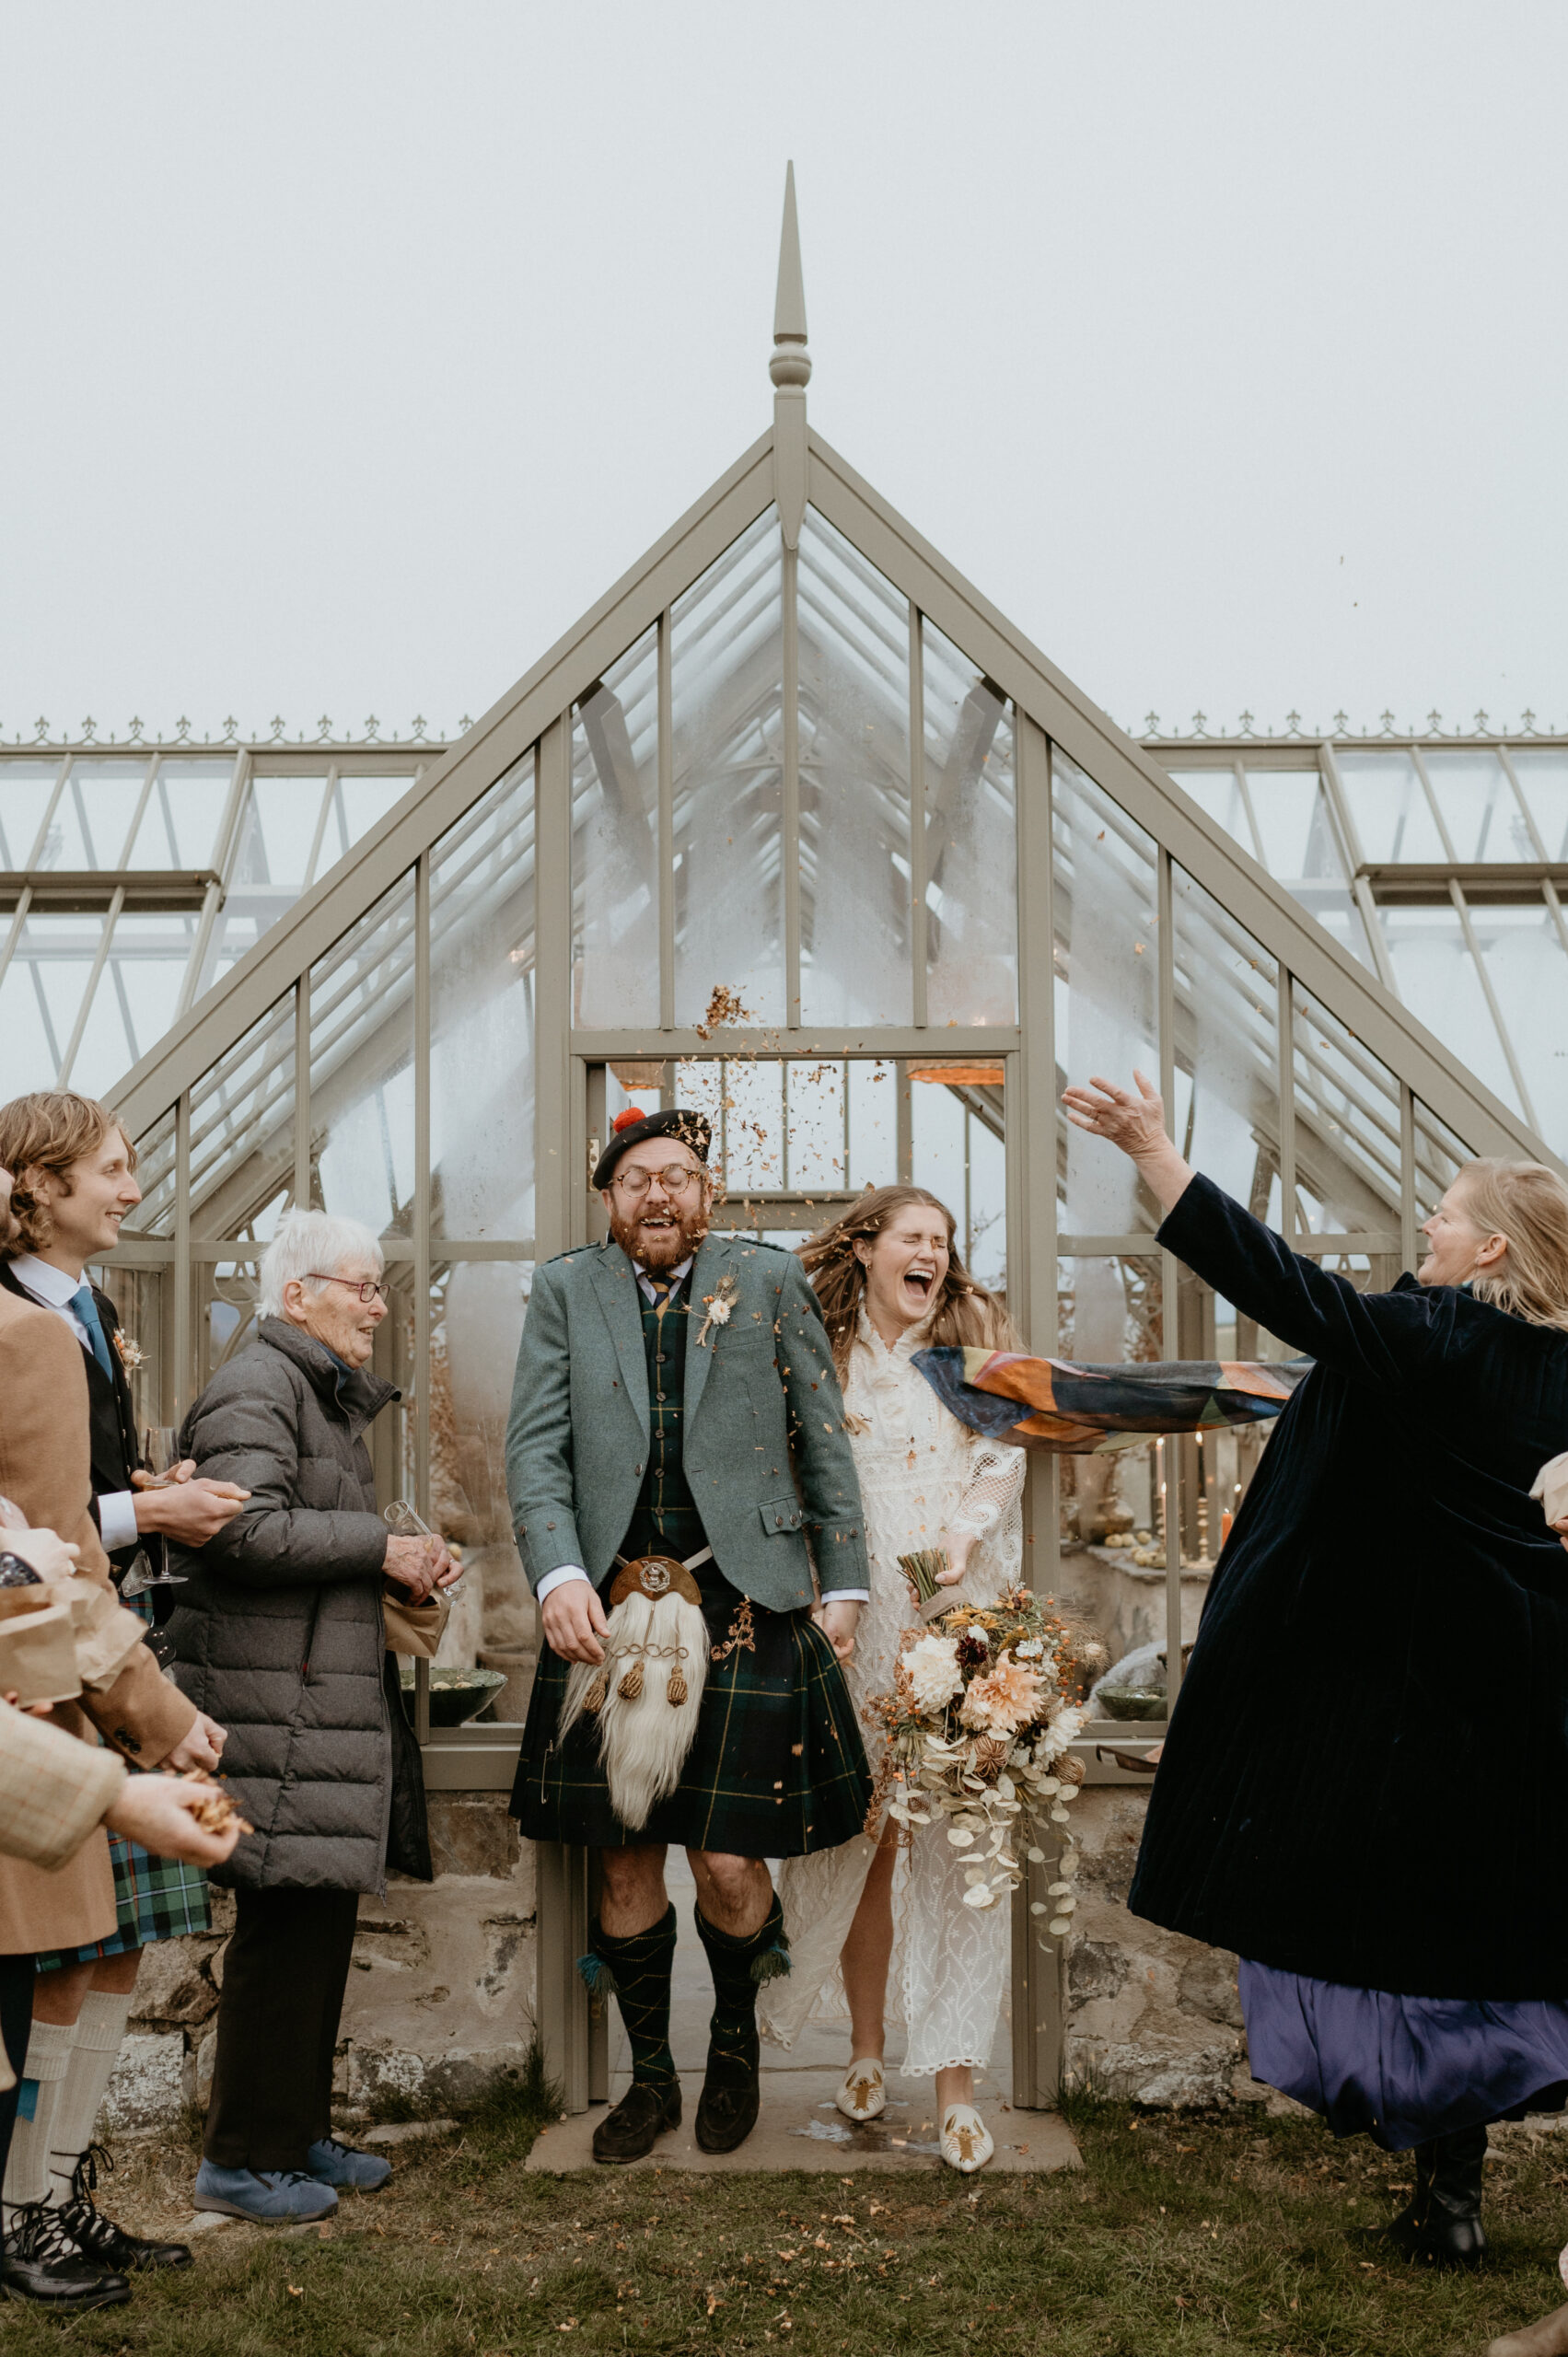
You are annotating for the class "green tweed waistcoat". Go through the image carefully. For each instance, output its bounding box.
[506,1231,869,1614]
[619,1275,705,1566]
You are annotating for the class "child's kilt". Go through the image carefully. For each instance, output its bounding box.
[512,1573,870,1856]
[34,1823,212,1971]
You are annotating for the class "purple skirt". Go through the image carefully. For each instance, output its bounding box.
[1239,1959,1568,2152]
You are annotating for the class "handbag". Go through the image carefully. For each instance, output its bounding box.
[381,1586,450,1659]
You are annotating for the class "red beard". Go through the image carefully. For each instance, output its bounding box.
[608,1192,710,1271]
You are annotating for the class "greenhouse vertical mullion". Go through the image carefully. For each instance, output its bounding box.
[301,767,339,895]
[782,536,801,1026]
[413,850,432,1749]
[657,610,674,1030]
[909,608,927,1028]
[174,1090,192,1422]
[293,971,311,1210]
[1319,740,1399,996]
[57,883,126,1086]
[1157,845,1182,1713]
[1400,1083,1418,1272]
[1276,966,1296,1245]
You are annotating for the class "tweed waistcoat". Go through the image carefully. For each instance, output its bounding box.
[619,1274,706,1565]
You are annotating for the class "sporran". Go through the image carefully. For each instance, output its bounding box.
[559,1554,710,1831]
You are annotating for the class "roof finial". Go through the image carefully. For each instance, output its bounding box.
[771,161,810,389]
[771,163,810,548]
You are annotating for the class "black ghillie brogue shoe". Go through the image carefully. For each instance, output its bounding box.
[694,2035,761,2155]
[56,2144,192,2272]
[0,2201,131,2311]
[592,2078,682,2165]
[1370,2126,1489,2270]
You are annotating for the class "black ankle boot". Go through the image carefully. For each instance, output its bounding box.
[1378,2125,1489,2270]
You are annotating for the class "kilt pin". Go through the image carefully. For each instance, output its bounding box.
[507,1155,871,2164]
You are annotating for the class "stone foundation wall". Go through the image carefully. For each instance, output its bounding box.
[1063,1784,1255,2109]
[103,1793,537,2133]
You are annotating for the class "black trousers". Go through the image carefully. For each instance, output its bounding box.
[204,1887,360,2172]
[0,1952,34,2199]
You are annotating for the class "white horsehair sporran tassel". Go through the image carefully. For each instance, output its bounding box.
[558,1553,710,1831]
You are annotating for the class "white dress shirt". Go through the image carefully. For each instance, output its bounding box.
[7,1253,140,1552]
[534,1256,867,1608]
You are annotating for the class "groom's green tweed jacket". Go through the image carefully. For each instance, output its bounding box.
[506,1231,868,1614]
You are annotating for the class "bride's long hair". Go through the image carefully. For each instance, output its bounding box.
[799,1185,1020,1385]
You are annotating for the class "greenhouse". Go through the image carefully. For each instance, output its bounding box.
[5,181,1559,2128]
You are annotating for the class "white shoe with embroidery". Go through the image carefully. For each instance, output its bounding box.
[940,2104,994,2173]
[835,2059,886,2122]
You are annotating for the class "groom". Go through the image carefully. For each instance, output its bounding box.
[507,1105,871,2163]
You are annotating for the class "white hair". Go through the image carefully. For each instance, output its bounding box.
[259,1212,385,1318]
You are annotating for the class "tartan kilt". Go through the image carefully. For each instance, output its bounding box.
[512,1582,871,1857]
[34,1825,212,1973]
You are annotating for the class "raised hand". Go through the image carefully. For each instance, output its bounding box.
[1060,1071,1193,1213]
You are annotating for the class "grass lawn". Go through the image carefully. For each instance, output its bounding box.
[4,2078,1567,2357]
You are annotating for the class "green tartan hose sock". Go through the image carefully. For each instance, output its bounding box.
[579,1907,678,2088]
[694,1890,790,2063]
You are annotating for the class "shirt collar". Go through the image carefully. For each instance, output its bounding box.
[634,1255,693,1288]
[8,1253,87,1307]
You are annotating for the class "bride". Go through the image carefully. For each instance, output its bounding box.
[761,1185,1026,2173]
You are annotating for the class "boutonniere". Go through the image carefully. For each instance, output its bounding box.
[114,1331,145,1373]
[695,1272,740,1349]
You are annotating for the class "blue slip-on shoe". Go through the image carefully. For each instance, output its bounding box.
[305,2137,392,2193]
[192,2162,339,2223]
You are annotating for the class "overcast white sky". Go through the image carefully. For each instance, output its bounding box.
[3,2,1564,745]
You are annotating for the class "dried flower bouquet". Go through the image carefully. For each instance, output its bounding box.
[863,1584,1086,1932]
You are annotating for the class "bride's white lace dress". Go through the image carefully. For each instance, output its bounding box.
[759,1308,1026,2076]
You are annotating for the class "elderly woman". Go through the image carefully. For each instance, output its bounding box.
[166,1212,457,2226]
[1063,1073,1568,2288]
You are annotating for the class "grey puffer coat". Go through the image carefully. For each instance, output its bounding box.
[166,1318,431,1893]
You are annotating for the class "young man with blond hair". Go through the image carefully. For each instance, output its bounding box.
[0,1094,247,2292]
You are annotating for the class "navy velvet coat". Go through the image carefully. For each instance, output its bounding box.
[1129,1175,1568,1999]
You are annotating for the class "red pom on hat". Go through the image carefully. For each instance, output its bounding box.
[611,1107,645,1134]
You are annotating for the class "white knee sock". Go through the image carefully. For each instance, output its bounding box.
[47,1991,130,2206]
[2,2018,75,2216]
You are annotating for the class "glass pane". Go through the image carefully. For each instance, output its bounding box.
[0,759,62,868]
[1167,766,1257,853]
[336,774,415,855]
[1413,1098,1472,1222]
[909,1067,1006,1287]
[923,617,1016,1025]
[1291,985,1404,1233]
[236,775,331,892]
[846,1057,898,1190]
[1052,750,1160,1235]
[1379,907,1521,1117]
[432,752,536,1240]
[49,760,149,870]
[127,758,233,870]
[310,876,416,1237]
[671,511,785,1028]
[1172,867,1282,1215]
[88,912,192,1085]
[122,1104,177,1238]
[784,1058,844,1191]
[430,1259,537,1708]
[6,911,103,1084]
[571,621,659,1028]
[188,993,296,1239]
[1467,900,1564,1146]
[1423,751,1535,863]
[1335,751,1447,865]
[1510,749,1568,861]
[796,509,912,1026]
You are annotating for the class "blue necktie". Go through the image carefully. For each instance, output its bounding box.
[70,1284,114,1382]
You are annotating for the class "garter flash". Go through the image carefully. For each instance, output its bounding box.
[558,1555,710,1831]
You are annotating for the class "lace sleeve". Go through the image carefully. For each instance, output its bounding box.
[948,1437,1027,1541]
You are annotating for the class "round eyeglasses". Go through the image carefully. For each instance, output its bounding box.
[307,1273,391,1305]
[611,1163,704,1199]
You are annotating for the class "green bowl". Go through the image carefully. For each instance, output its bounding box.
[1097,1684,1167,1723]
[398,1665,508,1729]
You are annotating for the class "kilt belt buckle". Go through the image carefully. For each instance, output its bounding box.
[558,1548,714,1834]
[607,1545,712,1609]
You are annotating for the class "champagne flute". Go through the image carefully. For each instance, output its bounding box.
[122,1427,190,1595]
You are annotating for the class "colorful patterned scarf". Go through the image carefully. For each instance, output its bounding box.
[912,1346,1310,1454]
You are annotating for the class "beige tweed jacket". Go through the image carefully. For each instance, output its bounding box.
[0,1701,127,2086]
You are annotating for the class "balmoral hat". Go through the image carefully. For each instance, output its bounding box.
[592,1105,714,1191]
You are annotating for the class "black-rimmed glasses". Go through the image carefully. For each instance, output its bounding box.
[611,1164,704,1199]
